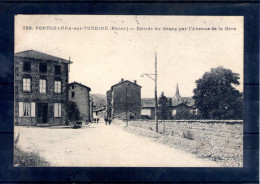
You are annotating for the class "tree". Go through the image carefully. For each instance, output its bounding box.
[173,108,198,120]
[66,101,81,126]
[158,92,172,120]
[193,66,243,119]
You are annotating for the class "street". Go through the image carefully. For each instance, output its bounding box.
[15,121,219,167]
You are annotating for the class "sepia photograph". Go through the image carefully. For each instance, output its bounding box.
[14,15,243,167]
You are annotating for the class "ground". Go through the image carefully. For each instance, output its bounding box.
[14,121,220,167]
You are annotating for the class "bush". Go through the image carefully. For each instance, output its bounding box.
[66,101,81,127]
[173,108,198,120]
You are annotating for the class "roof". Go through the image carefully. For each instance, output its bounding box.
[173,83,182,102]
[93,106,106,112]
[15,50,72,64]
[142,97,195,108]
[111,80,142,89]
[69,82,91,91]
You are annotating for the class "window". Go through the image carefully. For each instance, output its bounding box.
[39,63,47,73]
[54,103,61,117]
[39,79,46,93]
[54,81,61,93]
[23,78,31,92]
[18,102,35,117]
[72,85,74,89]
[54,65,61,75]
[23,62,31,72]
[190,109,198,115]
[71,92,75,98]
[172,109,177,116]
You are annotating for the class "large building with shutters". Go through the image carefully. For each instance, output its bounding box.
[14,50,72,126]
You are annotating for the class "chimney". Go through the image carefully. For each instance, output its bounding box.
[121,78,124,82]
[134,80,137,84]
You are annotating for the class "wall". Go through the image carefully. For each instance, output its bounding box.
[14,56,69,126]
[69,83,90,121]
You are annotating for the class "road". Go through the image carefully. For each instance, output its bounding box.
[15,122,219,167]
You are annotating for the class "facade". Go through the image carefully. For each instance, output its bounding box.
[106,79,142,119]
[68,82,92,122]
[141,84,198,119]
[14,50,71,126]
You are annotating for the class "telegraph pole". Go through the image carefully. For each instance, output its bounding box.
[155,52,158,132]
[140,52,158,132]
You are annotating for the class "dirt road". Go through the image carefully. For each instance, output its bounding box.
[15,122,219,167]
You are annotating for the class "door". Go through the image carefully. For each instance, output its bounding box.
[38,103,48,123]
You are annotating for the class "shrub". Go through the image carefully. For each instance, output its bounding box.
[66,101,81,127]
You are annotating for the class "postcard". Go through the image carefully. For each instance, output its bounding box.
[14,15,243,167]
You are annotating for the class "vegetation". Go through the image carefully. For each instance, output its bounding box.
[158,92,172,120]
[66,101,82,127]
[173,108,198,120]
[14,134,50,167]
[193,66,243,119]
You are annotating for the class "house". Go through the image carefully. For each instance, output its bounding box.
[68,82,92,122]
[93,105,106,120]
[141,84,198,118]
[106,78,142,119]
[14,50,72,126]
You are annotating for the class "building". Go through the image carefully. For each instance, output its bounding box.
[68,82,92,122]
[141,84,198,119]
[106,78,142,119]
[93,105,106,120]
[14,50,72,126]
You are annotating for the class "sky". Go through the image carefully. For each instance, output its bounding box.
[15,15,243,98]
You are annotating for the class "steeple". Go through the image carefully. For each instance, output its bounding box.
[173,83,182,102]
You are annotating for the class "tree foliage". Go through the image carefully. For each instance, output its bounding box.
[193,66,243,119]
[158,92,172,120]
[173,108,198,120]
[66,101,81,123]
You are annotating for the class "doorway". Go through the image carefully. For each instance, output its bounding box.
[38,103,48,123]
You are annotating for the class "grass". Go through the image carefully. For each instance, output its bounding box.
[14,133,50,167]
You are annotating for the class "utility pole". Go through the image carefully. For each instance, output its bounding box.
[155,52,158,132]
[141,51,158,132]
[125,85,128,126]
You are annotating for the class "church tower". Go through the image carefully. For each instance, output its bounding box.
[173,83,182,102]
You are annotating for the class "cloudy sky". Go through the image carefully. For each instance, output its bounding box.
[15,15,243,98]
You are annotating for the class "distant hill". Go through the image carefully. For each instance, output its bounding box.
[91,94,106,107]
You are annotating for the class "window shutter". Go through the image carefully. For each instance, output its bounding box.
[54,103,58,117]
[31,102,35,117]
[19,102,23,117]
[59,103,62,117]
